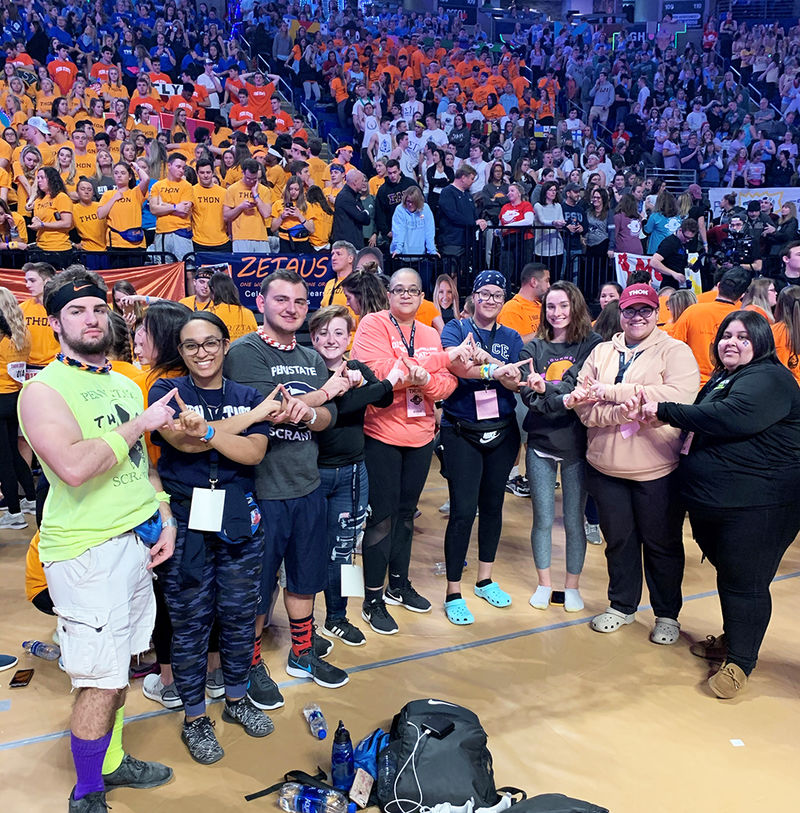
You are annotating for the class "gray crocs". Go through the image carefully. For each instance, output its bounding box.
[650,617,680,645]
[591,607,635,633]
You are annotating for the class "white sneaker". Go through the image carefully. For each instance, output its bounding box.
[438,500,450,516]
[0,512,27,529]
[142,673,183,708]
[20,498,36,515]
[584,521,603,545]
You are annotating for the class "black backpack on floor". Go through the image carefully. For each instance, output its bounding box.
[376,699,499,811]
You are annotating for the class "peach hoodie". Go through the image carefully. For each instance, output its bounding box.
[574,327,700,481]
[351,310,457,447]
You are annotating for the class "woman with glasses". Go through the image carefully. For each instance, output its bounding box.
[350,268,469,635]
[149,311,278,763]
[571,284,699,645]
[439,271,524,625]
[520,282,602,614]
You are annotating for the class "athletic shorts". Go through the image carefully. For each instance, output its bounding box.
[44,533,156,690]
[258,487,327,607]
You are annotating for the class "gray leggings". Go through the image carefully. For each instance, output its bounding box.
[526,448,587,575]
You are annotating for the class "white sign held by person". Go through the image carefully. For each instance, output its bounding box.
[153,82,184,97]
[614,252,701,295]
[708,187,800,221]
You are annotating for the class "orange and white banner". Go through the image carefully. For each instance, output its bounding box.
[1,262,186,304]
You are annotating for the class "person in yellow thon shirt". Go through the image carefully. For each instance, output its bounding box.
[97,160,150,250]
[208,272,257,340]
[222,158,273,253]
[191,158,231,252]
[20,262,59,374]
[180,267,214,311]
[149,153,194,260]
[29,167,74,268]
[73,178,108,264]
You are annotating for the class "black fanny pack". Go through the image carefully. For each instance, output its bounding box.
[445,413,514,450]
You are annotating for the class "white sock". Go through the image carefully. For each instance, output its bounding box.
[529,585,552,609]
[509,465,519,479]
[564,588,584,612]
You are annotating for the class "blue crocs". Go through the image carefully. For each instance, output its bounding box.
[474,582,512,607]
[444,598,474,625]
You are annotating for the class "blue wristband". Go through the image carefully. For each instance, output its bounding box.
[201,424,215,443]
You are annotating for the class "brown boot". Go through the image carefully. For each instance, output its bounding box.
[708,661,748,699]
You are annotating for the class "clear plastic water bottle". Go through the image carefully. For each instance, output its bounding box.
[432,560,468,575]
[22,640,60,660]
[303,702,328,739]
[277,783,350,813]
[376,750,397,802]
[331,720,355,792]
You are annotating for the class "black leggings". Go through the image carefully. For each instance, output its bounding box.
[586,466,685,619]
[688,503,800,675]
[441,423,520,583]
[0,392,34,514]
[362,436,434,590]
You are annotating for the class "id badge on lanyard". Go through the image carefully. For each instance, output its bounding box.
[187,385,226,531]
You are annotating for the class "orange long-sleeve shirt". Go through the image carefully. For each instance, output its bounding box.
[772,321,800,385]
[350,309,456,447]
[669,300,738,385]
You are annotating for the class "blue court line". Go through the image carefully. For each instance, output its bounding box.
[2,570,799,753]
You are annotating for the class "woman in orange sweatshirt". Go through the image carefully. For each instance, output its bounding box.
[350,268,469,634]
[772,285,800,385]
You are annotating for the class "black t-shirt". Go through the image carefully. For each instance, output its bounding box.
[562,202,587,251]
[149,375,271,500]
[656,234,688,287]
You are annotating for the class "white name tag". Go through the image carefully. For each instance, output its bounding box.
[340,563,365,597]
[188,487,225,532]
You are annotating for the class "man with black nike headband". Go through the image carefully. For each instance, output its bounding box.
[18,267,178,813]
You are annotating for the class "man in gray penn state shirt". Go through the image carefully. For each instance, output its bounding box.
[224,269,351,698]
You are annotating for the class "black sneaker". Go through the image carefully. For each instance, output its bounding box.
[384,581,432,613]
[221,696,274,737]
[506,475,530,498]
[286,649,349,688]
[246,660,285,710]
[69,789,109,812]
[361,598,399,635]
[181,715,224,765]
[313,626,334,658]
[321,618,366,647]
[103,753,173,790]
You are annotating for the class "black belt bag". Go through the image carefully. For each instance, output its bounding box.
[445,413,514,450]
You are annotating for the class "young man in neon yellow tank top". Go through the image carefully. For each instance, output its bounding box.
[18,268,179,813]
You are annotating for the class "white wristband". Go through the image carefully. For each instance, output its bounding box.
[305,407,318,426]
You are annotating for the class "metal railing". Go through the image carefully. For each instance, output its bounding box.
[644,168,698,194]
[710,43,781,121]
[0,248,179,271]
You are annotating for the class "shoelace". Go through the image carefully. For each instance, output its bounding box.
[721,665,743,689]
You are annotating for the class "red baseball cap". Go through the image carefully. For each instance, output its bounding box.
[619,284,659,309]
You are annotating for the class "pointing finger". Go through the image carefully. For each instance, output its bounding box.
[174,392,189,412]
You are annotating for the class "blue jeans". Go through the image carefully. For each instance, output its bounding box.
[526,449,587,575]
[319,463,369,623]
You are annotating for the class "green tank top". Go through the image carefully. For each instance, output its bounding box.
[20,361,158,562]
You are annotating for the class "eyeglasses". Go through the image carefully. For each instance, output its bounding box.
[620,306,655,319]
[389,287,422,298]
[475,291,505,304]
[179,338,224,355]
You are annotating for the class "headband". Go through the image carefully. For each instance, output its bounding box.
[46,281,108,316]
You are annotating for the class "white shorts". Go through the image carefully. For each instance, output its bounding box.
[152,231,194,261]
[44,533,156,690]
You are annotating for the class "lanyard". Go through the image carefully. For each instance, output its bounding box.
[468,319,497,353]
[615,351,642,384]
[191,379,226,421]
[389,314,415,357]
[326,279,342,306]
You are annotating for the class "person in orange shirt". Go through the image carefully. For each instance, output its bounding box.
[165,83,202,119]
[497,263,550,342]
[243,71,279,118]
[128,76,162,116]
[73,177,108,257]
[669,268,751,385]
[19,261,59,372]
[191,158,230,252]
[47,43,78,95]
[330,67,349,128]
[472,74,493,108]
[100,66,130,109]
[89,47,117,84]
[772,285,800,385]
[29,166,74,266]
[149,153,194,260]
[229,87,257,131]
[482,95,506,122]
[97,160,151,249]
[222,158,273,251]
[267,96,293,132]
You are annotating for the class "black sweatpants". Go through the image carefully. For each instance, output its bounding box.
[362,436,434,590]
[688,502,800,674]
[586,466,685,619]
[441,423,520,583]
[0,391,34,515]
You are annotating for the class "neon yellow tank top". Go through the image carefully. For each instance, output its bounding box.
[20,361,158,562]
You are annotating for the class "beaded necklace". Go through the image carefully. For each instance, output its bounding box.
[257,327,297,352]
[56,352,112,374]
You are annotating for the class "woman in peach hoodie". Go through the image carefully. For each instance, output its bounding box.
[570,284,699,646]
[350,268,468,635]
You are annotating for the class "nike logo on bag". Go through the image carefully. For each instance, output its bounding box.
[479,432,500,444]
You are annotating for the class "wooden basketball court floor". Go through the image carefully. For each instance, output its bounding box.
[2,465,799,812]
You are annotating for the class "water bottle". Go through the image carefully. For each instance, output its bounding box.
[331,720,355,792]
[22,640,60,660]
[277,783,350,813]
[432,560,468,575]
[375,749,397,802]
[303,702,328,739]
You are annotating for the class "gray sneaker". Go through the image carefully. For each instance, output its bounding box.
[142,673,183,709]
[205,667,225,699]
[181,715,224,764]
[222,696,274,737]
[103,753,173,790]
[584,521,603,545]
[69,789,108,812]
